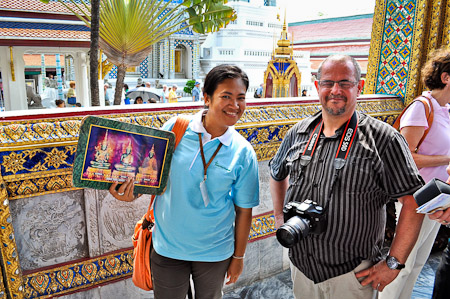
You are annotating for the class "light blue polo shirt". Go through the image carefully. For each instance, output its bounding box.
[152,110,260,262]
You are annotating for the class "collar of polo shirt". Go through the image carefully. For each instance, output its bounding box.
[191,110,234,146]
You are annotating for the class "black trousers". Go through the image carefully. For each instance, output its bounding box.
[432,240,450,299]
[150,248,231,299]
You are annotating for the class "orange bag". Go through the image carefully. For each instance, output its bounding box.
[132,116,190,291]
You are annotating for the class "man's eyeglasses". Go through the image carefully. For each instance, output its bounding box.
[318,80,358,89]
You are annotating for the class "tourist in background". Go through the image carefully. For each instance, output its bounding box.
[134,96,144,104]
[192,81,201,102]
[67,81,76,105]
[380,47,450,299]
[254,83,263,98]
[104,83,111,106]
[122,84,130,105]
[109,65,259,299]
[55,99,65,108]
[168,84,181,103]
[160,85,168,103]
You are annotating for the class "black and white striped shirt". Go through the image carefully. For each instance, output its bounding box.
[269,111,424,283]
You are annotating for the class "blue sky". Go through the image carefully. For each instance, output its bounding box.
[280,0,376,23]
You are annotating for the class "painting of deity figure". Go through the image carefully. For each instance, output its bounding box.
[73,116,175,195]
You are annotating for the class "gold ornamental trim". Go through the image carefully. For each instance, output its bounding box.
[365,0,387,94]
[440,0,450,46]
[404,0,430,105]
[0,176,24,299]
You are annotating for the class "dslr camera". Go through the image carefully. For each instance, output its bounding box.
[276,199,327,248]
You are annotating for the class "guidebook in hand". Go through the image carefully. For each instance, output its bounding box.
[413,178,450,214]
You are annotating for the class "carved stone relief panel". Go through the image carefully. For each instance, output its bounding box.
[254,160,273,216]
[10,190,87,271]
[84,189,150,256]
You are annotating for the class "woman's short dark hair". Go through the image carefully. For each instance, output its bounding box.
[134,96,143,104]
[55,99,64,106]
[203,65,249,98]
[422,47,450,90]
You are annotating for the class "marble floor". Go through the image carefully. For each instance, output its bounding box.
[223,252,442,299]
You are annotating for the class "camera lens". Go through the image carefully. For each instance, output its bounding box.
[276,216,310,248]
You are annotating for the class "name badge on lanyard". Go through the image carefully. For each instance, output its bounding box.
[198,133,223,207]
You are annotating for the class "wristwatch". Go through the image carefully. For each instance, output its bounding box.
[386,255,405,270]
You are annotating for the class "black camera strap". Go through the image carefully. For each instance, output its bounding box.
[299,112,358,210]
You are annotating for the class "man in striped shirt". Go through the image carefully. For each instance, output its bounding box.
[269,54,425,298]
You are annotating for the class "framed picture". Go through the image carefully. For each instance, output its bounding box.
[73,116,175,194]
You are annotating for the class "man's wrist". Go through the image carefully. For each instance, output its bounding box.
[386,255,405,270]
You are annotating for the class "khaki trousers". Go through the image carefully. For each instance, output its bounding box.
[291,260,377,299]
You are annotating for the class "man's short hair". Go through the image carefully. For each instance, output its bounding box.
[317,55,361,82]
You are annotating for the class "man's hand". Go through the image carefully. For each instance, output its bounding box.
[274,213,284,229]
[225,258,243,285]
[428,208,450,225]
[355,260,400,292]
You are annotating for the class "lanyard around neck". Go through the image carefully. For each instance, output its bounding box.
[198,133,223,181]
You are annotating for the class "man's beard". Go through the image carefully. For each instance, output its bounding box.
[324,96,347,116]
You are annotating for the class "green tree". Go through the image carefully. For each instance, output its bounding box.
[184,79,196,94]
[41,0,236,105]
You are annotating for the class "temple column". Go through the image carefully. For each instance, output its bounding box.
[193,40,200,79]
[0,46,27,111]
[169,38,175,79]
[366,0,450,104]
[74,51,90,107]
[163,39,169,79]
[147,52,153,79]
[153,43,160,78]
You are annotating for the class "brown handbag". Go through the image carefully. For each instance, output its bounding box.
[132,116,189,290]
[392,95,434,153]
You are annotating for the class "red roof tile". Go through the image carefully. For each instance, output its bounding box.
[0,0,80,15]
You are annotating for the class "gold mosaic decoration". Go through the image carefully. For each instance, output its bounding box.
[249,212,276,242]
[404,0,429,104]
[23,250,134,299]
[0,176,24,299]
[442,1,450,46]
[365,0,387,94]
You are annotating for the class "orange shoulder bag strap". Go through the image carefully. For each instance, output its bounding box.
[142,116,190,227]
[392,95,434,152]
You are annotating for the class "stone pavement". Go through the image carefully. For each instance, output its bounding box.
[223,252,442,299]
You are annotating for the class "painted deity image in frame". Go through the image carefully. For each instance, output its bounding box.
[73,116,175,195]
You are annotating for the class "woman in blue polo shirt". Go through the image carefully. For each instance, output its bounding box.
[110,65,259,299]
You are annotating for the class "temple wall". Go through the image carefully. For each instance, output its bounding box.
[0,95,403,298]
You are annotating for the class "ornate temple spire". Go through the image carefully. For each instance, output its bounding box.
[275,10,293,57]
